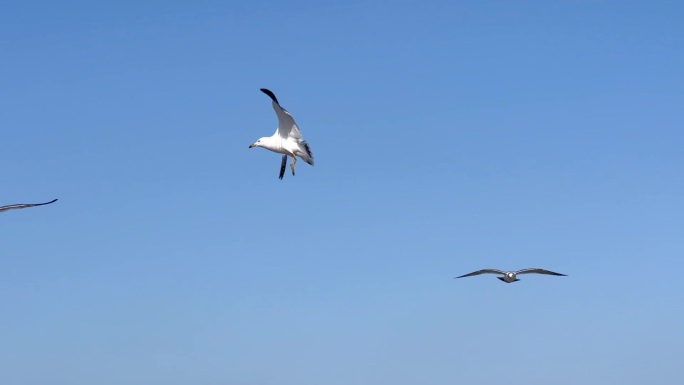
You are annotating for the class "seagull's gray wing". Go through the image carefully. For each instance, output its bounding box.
[455,269,506,278]
[515,268,567,276]
[260,88,302,140]
[0,199,58,213]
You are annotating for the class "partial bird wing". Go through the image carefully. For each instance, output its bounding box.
[0,199,58,213]
[260,88,302,140]
[515,268,566,276]
[279,155,287,180]
[455,269,506,278]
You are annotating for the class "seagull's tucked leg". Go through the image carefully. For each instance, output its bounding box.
[290,156,297,176]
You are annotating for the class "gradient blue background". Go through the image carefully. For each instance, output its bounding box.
[2,1,683,384]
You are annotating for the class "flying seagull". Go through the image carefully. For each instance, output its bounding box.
[249,88,314,180]
[0,199,58,213]
[454,268,566,283]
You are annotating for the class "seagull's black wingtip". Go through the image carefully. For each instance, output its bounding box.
[260,88,279,104]
[548,271,567,276]
[278,155,287,180]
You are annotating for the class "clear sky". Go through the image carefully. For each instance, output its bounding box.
[1,1,683,384]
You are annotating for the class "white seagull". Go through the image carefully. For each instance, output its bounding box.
[0,199,58,213]
[249,88,314,180]
[455,268,567,283]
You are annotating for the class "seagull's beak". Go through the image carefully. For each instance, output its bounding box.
[249,144,256,148]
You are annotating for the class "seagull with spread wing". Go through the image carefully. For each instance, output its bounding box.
[0,199,58,213]
[249,88,314,180]
[455,268,567,283]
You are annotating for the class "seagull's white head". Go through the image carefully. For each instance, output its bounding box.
[249,136,279,151]
[249,138,266,149]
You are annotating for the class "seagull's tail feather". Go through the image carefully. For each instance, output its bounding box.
[298,141,314,166]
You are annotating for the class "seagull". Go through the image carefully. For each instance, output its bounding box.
[0,199,58,213]
[249,88,314,180]
[454,268,567,283]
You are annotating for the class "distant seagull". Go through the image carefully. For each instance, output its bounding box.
[455,268,567,283]
[249,88,314,180]
[0,199,58,213]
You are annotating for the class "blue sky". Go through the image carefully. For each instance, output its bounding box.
[1,1,683,384]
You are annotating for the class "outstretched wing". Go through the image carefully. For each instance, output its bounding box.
[515,268,566,276]
[0,199,58,213]
[260,88,302,140]
[454,269,506,279]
